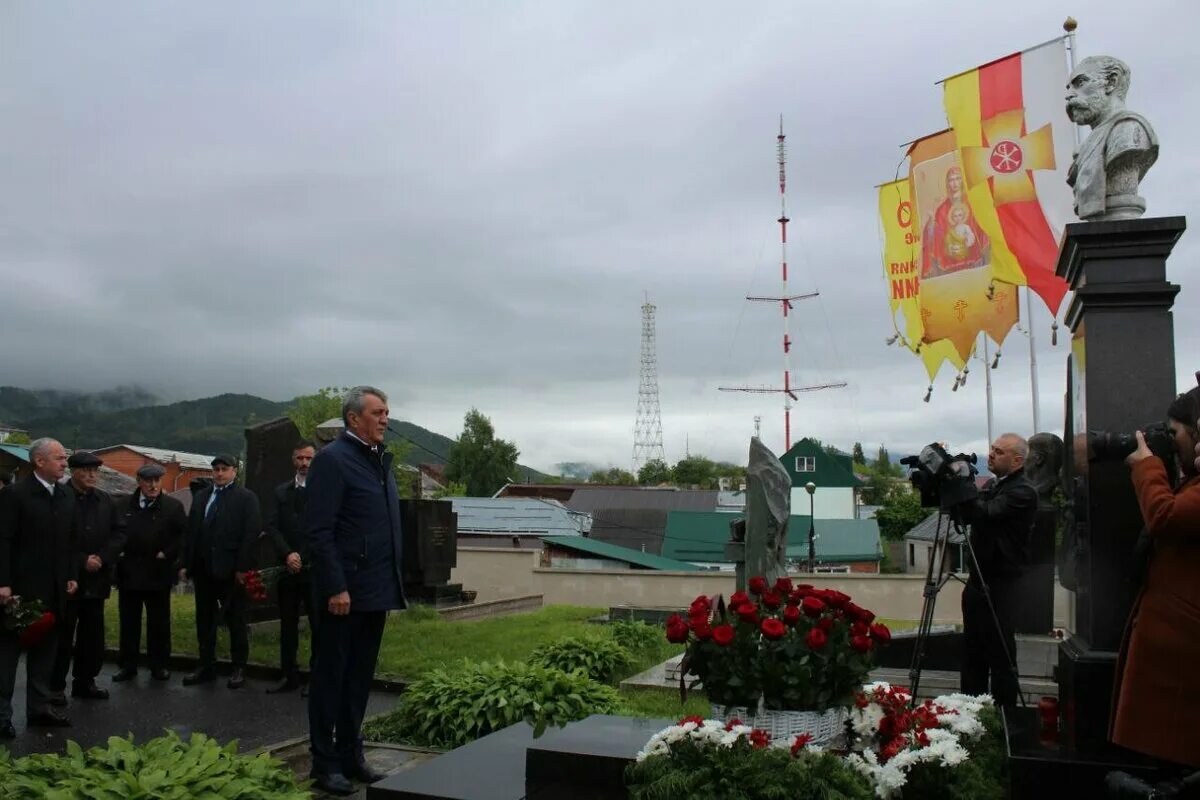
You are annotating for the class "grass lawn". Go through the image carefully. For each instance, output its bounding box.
[103,594,915,723]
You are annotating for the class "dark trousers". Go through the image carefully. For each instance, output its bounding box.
[961,577,1019,706]
[308,609,385,777]
[51,597,106,690]
[193,574,248,669]
[277,577,316,676]
[118,589,172,672]
[0,628,59,724]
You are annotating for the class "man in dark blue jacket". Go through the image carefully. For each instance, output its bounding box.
[306,387,405,795]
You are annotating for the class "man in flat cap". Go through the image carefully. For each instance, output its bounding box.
[113,463,186,683]
[52,451,125,703]
[0,438,78,735]
[181,454,261,689]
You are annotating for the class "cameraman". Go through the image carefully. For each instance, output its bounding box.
[1111,387,1200,769]
[959,433,1037,708]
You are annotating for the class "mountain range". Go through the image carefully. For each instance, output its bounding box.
[0,386,548,477]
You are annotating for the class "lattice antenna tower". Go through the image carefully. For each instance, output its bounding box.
[633,296,666,471]
[720,117,846,451]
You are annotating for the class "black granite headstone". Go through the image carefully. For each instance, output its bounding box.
[1053,217,1184,752]
[400,499,461,606]
[243,417,303,621]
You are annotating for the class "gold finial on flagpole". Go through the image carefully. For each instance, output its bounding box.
[1063,17,1077,33]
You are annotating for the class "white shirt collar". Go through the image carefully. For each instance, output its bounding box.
[34,473,56,495]
[345,430,379,452]
[295,474,307,488]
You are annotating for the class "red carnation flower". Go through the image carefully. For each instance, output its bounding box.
[851,634,873,654]
[790,733,813,755]
[870,623,892,644]
[805,627,828,650]
[817,616,835,632]
[760,618,786,640]
[749,729,771,749]
[724,718,743,730]
[800,596,826,618]
[761,590,782,610]
[773,576,793,594]
[855,693,870,709]
[748,576,767,595]
[783,605,801,626]
[729,591,750,609]
[712,625,735,647]
[678,715,705,726]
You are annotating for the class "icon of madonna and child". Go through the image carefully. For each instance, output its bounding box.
[912,153,1016,359]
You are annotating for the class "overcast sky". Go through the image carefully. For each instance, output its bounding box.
[2,1,1197,472]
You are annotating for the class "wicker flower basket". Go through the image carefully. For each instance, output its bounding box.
[709,703,850,744]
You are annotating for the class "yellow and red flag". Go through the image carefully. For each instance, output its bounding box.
[876,177,964,383]
[942,39,1074,315]
[907,129,1019,362]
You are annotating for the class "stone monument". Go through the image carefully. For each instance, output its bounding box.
[737,437,790,588]
[1066,55,1159,221]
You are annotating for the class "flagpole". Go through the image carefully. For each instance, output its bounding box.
[1026,288,1041,432]
[983,334,995,446]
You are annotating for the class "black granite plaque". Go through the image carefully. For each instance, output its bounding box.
[524,714,671,798]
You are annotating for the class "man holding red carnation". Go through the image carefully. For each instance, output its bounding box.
[0,438,79,736]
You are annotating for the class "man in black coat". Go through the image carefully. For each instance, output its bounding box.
[959,432,1038,707]
[113,463,186,683]
[52,451,126,702]
[181,454,261,689]
[0,438,79,735]
[265,440,316,694]
[306,387,405,796]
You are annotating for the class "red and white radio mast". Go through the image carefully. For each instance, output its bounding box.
[720,117,845,451]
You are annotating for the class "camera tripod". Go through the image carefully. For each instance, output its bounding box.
[907,508,1026,710]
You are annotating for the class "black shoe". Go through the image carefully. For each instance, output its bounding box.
[348,763,388,783]
[266,676,299,694]
[182,668,216,686]
[150,668,171,681]
[0,722,14,739]
[27,711,71,728]
[227,668,245,689]
[48,691,68,707]
[112,668,137,683]
[311,772,356,796]
[72,683,110,700]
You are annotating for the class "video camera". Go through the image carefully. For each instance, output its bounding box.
[900,442,980,511]
[1089,422,1180,486]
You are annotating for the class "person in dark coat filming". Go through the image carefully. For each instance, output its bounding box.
[958,432,1037,708]
[0,438,79,736]
[113,463,186,683]
[180,454,261,689]
[52,450,125,702]
[306,387,405,796]
[265,440,316,694]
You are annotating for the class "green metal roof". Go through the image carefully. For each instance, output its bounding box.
[662,511,881,564]
[0,444,30,462]
[541,535,702,571]
[780,438,864,489]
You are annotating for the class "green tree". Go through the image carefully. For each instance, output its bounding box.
[873,445,902,477]
[433,480,468,499]
[852,442,865,464]
[5,431,31,445]
[387,441,415,498]
[287,386,347,439]
[588,467,637,486]
[637,458,672,486]
[672,455,717,489]
[874,489,929,541]
[859,470,896,505]
[444,409,520,497]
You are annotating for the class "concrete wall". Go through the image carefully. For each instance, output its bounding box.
[790,486,855,520]
[451,546,1071,627]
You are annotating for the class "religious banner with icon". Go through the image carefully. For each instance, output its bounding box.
[876,177,965,382]
[908,129,1019,362]
[942,38,1074,315]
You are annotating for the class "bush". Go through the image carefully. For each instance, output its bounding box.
[610,620,660,654]
[364,660,620,748]
[0,731,309,800]
[529,635,633,683]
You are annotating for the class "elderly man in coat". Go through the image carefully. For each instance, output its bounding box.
[0,438,79,736]
[305,387,405,796]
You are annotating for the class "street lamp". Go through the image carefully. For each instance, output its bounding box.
[805,482,817,573]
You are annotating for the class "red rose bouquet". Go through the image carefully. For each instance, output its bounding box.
[667,576,889,712]
[241,565,303,602]
[2,596,56,648]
